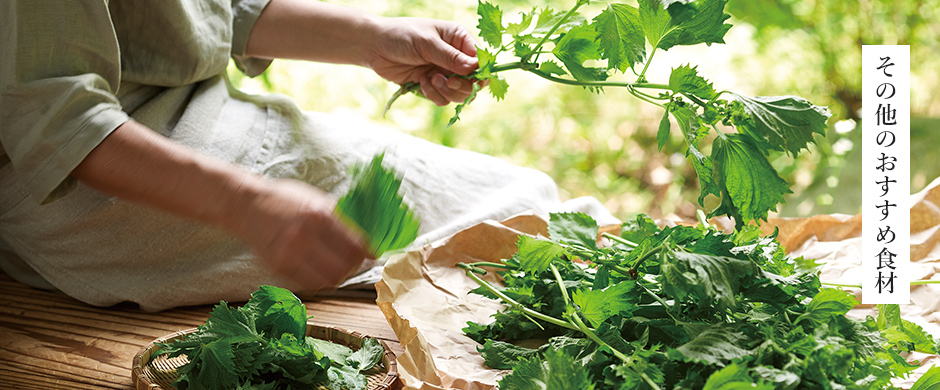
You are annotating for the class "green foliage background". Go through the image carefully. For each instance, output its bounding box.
[229,0,940,222]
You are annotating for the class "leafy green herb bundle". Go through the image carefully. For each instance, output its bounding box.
[157,286,385,390]
[459,213,940,389]
[388,0,832,230]
[336,153,420,257]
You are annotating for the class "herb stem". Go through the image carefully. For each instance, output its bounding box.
[568,308,662,389]
[527,68,630,88]
[570,247,639,278]
[910,280,940,285]
[550,263,571,307]
[820,281,862,288]
[637,48,658,81]
[602,232,638,248]
[775,304,794,326]
[629,86,667,108]
[696,209,711,230]
[637,282,680,323]
[462,267,580,331]
[631,244,665,273]
[632,87,671,101]
[570,312,629,361]
[489,62,527,73]
[641,373,663,390]
[712,125,730,141]
[571,248,596,261]
[632,83,672,90]
[684,93,709,108]
[758,339,791,359]
[382,82,421,117]
[707,90,731,106]
[486,64,672,109]
[820,280,940,287]
[465,261,517,271]
[531,1,586,62]
[613,264,637,277]
[590,255,636,277]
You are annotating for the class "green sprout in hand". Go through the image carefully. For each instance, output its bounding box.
[336,153,421,257]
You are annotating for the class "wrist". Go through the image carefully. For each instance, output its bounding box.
[214,173,271,239]
[352,13,385,68]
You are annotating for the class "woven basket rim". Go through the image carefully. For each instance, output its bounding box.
[132,322,400,390]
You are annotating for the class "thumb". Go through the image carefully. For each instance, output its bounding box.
[426,39,478,76]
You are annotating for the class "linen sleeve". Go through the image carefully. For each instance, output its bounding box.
[0,1,129,204]
[230,0,275,77]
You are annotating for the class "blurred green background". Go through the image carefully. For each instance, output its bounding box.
[229,0,940,222]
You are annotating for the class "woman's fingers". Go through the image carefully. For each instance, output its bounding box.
[423,72,476,105]
[237,178,373,293]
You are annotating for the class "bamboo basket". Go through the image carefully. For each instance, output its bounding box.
[132,323,401,390]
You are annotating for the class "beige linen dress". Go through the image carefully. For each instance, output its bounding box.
[0,0,614,311]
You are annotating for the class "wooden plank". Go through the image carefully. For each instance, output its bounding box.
[0,271,402,389]
[305,298,402,343]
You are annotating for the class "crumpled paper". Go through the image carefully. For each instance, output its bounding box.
[376,214,548,390]
[376,177,940,390]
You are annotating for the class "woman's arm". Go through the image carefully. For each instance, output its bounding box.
[243,0,383,67]
[72,120,372,292]
[244,0,481,106]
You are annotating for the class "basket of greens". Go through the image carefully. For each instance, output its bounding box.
[132,286,400,390]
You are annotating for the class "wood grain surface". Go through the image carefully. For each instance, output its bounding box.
[0,271,403,389]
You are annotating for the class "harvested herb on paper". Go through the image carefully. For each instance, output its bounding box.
[459,212,940,389]
[336,153,420,257]
[157,285,385,390]
[387,0,831,229]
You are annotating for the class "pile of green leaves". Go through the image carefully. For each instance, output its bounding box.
[157,286,385,390]
[336,153,420,257]
[390,0,832,229]
[460,212,940,389]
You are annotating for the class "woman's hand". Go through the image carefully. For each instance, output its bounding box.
[368,18,481,106]
[231,178,373,293]
[245,0,482,106]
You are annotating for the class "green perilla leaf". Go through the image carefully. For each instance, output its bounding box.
[594,3,646,72]
[336,153,420,257]
[572,281,639,327]
[730,93,831,156]
[796,288,858,326]
[669,64,717,100]
[516,235,566,273]
[498,347,596,390]
[703,363,775,390]
[709,134,792,229]
[640,0,732,51]
[506,8,536,36]
[478,1,505,48]
[534,6,586,35]
[552,23,609,84]
[548,212,599,251]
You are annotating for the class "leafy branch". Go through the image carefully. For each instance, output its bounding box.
[460,212,939,389]
[387,0,832,230]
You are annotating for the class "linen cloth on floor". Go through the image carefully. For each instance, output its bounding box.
[0,0,618,311]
